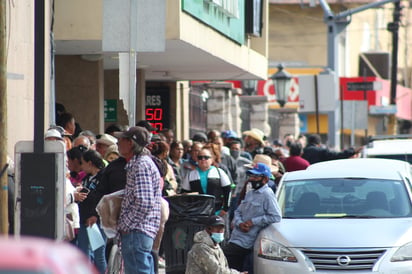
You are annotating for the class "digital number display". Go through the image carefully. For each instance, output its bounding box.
[145,87,170,131]
[145,108,163,131]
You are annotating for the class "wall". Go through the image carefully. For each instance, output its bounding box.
[269,5,327,66]
[55,56,104,135]
[269,3,411,79]
[54,0,102,40]
[175,0,268,79]
[7,0,51,156]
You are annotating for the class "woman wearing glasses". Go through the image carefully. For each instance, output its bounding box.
[181,147,232,217]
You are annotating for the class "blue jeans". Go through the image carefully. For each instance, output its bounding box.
[121,230,155,274]
[77,223,107,274]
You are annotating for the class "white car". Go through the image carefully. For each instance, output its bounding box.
[254,158,412,273]
[362,135,412,165]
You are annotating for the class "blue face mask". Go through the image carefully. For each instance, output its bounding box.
[211,232,225,244]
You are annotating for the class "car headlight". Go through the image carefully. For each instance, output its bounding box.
[258,238,297,262]
[391,242,412,262]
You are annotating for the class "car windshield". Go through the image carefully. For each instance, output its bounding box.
[279,178,412,218]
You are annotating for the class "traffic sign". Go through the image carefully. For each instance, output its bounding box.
[369,105,397,115]
[346,81,382,91]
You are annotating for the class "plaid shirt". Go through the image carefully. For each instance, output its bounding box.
[118,154,161,239]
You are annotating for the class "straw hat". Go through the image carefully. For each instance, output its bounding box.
[244,154,279,174]
[242,128,265,145]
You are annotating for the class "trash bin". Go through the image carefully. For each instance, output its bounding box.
[163,194,215,274]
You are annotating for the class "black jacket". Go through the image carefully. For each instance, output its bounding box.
[78,169,105,223]
[302,144,356,164]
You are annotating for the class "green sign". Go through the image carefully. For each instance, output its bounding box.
[104,99,117,122]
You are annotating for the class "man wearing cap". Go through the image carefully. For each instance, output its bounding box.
[45,128,64,141]
[96,133,118,162]
[115,126,161,274]
[192,131,208,143]
[136,120,159,132]
[242,128,265,159]
[186,215,248,274]
[223,163,281,273]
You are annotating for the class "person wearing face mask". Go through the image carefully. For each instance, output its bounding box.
[185,215,248,274]
[223,163,281,274]
[227,140,252,223]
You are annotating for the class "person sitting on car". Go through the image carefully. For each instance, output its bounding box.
[223,163,282,273]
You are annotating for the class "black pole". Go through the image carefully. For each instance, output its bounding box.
[386,0,401,135]
[389,0,401,106]
[34,0,45,153]
[314,75,320,134]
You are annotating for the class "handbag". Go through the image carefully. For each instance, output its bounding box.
[64,213,75,241]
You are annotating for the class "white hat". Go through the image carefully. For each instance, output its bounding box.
[96,133,118,146]
[44,129,63,140]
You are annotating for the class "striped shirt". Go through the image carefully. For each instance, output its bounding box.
[117,154,161,239]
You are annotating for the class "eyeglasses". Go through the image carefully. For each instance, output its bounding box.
[197,155,211,160]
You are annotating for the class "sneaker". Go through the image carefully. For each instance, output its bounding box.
[158,257,166,268]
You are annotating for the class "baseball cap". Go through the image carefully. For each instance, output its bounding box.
[192,132,208,143]
[136,120,158,132]
[247,162,272,178]
[221,130,238,139]
[205,215,225,227]
[114,126,150,147]
[44,129,63,140]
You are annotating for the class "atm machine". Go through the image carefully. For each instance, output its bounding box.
[14,140,66,239]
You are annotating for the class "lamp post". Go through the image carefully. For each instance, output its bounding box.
[242,80,257,96]
[270,64,292,107]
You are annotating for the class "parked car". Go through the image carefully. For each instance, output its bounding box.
[362,135,412,165]
[0,236,98,274]
[254,158,412,273]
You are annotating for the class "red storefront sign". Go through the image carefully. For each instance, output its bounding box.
[255,77,300,105]
[340,77,412,120]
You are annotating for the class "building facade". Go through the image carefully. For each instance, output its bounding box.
[264,0,412,147]
[4,0,271,158]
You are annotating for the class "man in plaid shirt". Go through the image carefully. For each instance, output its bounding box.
[115,126,161,274]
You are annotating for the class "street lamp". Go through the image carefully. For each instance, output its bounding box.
[242,80,257,95]
[270,64,292,107]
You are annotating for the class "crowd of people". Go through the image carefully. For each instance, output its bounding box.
[9,103,362,274]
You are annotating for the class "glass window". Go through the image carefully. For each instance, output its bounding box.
[280,178,412,218]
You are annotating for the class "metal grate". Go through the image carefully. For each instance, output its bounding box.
[301,248,386,271]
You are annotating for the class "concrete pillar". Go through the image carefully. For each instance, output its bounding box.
[231,90,242,134]
[278,112,300,140]
[176,81,190,141]
[240,96,271,136]
[206,83,233,131]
